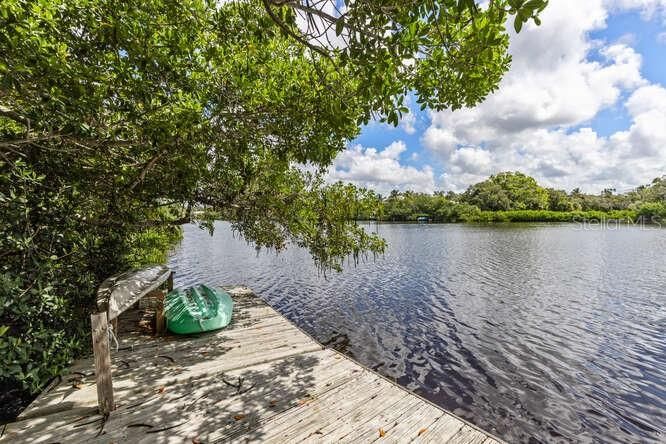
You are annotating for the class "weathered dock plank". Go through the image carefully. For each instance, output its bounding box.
[2,287,504,443]
[415,412,465,442]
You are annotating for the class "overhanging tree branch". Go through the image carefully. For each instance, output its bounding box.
[261,0,332,61]
[128,151,165,192]
[0,105,31,129]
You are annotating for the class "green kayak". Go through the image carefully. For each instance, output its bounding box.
[165,285,233,335]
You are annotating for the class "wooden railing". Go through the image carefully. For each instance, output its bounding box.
[91,265,174,414]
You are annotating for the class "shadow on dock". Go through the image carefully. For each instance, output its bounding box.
[2,287,503,443]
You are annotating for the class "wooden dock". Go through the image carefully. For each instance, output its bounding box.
[1,287,503,443]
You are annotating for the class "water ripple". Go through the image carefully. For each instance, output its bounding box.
[169,222,666,443]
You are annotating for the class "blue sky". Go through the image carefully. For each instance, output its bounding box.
[589,11,666,135]
[328,1,666,194]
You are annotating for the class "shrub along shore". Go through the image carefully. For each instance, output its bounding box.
[360,172,666,224]
[411,209,642,223]
[0,221,182,421]
[371,208,659,224]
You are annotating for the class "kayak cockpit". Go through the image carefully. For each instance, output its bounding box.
[165,284,233,334]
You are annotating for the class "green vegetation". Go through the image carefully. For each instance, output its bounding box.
[466,210,639,223]
[374,173,666,224]
[0,0,548,410]
[464,172,549,211]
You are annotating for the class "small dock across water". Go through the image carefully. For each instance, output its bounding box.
[2,287,503,443]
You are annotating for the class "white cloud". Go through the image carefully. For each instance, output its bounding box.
[422,126,460,155]
[399,96,417,135]
[611,85,666,157]
[423,0,665,193]
[625,83,666,114]
[606,0,666,20]
[449,147,492,175]
[617,33,638,46]
[400,111,416,135]
[436,85,666,193]
[327,141,435,194]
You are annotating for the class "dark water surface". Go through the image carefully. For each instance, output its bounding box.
[169,222,666,443]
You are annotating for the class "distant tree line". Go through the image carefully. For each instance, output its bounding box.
[357,172,666,223]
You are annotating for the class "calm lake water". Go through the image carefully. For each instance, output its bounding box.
[169,222,666,443]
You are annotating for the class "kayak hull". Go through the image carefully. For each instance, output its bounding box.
[165,285,233,335]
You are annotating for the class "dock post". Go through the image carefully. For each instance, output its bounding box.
[155,272,172,336]
[91,312,114,414]
[155,292,166,336]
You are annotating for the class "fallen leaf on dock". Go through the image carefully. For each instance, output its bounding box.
[269,400,278,407]
[297,396,313,406]
[157,386,165,394]
[233,414,246,421]
[379,428,386,437]
[418,428,427,436]
[72,383,83,389]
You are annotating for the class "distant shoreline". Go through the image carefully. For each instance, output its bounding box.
[354,209,664,225]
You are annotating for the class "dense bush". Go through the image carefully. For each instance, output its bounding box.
[465,210,638,223]
[0,158,183,405]
[376,173,665,223]
[462,172,550,211]
[637,202,666,223]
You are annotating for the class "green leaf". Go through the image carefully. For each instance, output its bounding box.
[514,16,524,33]
[335,18,344,36]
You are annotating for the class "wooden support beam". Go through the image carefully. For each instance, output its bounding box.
[155,272,173,336]
[167,271,174,291]
[155,290,166,336]
[111,317,119,337]
[90,312,114,414]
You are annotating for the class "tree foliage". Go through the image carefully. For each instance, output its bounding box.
[262,0,547,123]
[375,173,666,223]
[0,0,548,402]
[462,171,549,211]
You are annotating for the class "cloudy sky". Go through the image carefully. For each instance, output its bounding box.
[326,0,666,194]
